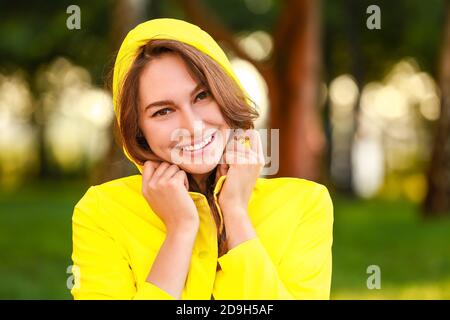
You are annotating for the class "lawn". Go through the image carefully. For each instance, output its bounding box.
[1,178,449,299]
[331,195,450,299]
[0,178,89,299]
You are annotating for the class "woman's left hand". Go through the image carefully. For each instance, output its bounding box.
[215,129,266,216]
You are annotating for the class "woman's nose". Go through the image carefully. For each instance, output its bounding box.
[180,105,204,136]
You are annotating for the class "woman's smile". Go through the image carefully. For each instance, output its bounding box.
[172,130,224,165]
[177,131,216,152]
[179,131,215,151]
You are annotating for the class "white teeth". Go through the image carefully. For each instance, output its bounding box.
[181,134,214,151]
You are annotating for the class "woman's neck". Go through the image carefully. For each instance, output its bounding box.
[190,173,209,194]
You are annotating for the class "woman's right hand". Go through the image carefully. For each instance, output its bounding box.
[142,160,199,234]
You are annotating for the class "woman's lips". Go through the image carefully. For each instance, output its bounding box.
[180,132,216,156]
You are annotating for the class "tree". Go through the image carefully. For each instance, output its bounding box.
[423,0,450,217]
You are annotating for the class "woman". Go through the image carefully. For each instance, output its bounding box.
[71,18,334,300]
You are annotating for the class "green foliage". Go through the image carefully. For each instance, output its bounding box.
[0,0,112,85]
[323,0,446,82]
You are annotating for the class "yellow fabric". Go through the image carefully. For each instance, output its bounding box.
[71,175,333,300]
[71,18,334,300]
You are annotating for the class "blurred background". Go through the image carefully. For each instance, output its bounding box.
[1,0,449,299]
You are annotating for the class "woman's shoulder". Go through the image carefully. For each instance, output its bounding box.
[251,176,333,225]
[73,174,162,231]
[74,175,143,212]
[79,175,141,196]
[249,177,333,265]
[95,174,142,191]
[255,176,331,200]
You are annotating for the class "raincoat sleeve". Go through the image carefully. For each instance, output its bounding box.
[71,186,175,300]
[216,184,334,299]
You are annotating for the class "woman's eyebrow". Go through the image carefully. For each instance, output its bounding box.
[190,83,205,95]
[144,100,174,112]
[144,83,205,112]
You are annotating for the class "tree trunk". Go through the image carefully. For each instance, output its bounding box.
[273,0,325,180]
[422,0,450,217]
[332,0,364,195]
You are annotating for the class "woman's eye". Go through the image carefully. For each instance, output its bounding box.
[195,90,209,101]
[152,108,172,117]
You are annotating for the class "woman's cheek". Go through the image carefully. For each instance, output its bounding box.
[144,131,165,156]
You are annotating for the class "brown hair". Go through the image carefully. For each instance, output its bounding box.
[112,39,259,257]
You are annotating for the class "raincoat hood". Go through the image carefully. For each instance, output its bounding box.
[112,18,247,174]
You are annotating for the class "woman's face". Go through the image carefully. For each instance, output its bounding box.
[138,53,231,174]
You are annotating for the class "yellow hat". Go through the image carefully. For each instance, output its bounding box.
[112,18,248,173]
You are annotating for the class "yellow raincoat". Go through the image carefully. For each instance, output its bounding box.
[71,18,334,300]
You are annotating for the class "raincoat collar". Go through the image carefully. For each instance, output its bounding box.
[187,174,227,234]
[187,174,227,200]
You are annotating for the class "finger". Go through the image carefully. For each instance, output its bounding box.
[223,130,256,164]
[145,159,161,170]
[223,148,242,165]
[222,148,234,165]
[224,150,256,166]
[158,164,181,184]
[234,130,265,166]
[250,130,266,166]
[233,130,254,158]
[142,160,157,184]
[173,170,189,191]
[246,129,264,160]
[150,161,171,184]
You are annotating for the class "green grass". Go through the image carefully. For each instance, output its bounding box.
[331,195,450,299]
[1,179,450,299]
[0,179,90,299]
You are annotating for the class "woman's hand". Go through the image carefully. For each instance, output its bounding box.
[142,161,199,234]
[215,129,266,215]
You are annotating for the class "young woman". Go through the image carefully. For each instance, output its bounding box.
[71,18,334,300]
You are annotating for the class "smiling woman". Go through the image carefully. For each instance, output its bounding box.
[117,37,260,263]
[70,18,334,300]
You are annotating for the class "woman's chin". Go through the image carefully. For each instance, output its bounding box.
[170,146,224,174]
[178,161,218,175]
